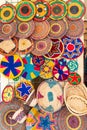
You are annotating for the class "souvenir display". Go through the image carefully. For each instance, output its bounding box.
[0,0,86,129]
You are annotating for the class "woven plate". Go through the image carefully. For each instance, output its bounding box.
[31,38,52,56]
[62,36,84,59]
[15,20,35,38]
[0,4,16,23]
[16,1,36,21]
[68,72,81,85]
[48,19,68,39]
[37,79,63,113]
[40,60,54,79]
[45,39,64,59]
[66,19,84,39]
[53,60,69,81]
[22,55,40,80]
[0,98,25,130]
[67,60,78,72]
[0,21,17,40]
[26,105,55,130]
[0,37,18,56]
[50,0,67,20]
[15,79,34,101]
[31,21,50,40]
[18,38,34,55]
[0,54,24,79]
[54,106,87,130]
[2,85,14,103]
[67,0,86,20]
[34,0,51,21]
[32,56,45,67]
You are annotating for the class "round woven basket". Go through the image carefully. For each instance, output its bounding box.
[64,83,87,116]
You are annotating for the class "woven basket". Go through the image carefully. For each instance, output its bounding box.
[64,82,87,116]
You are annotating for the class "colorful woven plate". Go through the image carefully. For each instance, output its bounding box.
[2,85,14,103]
[62,36,84,59]
[34,0,51,21]
[67,0,86,20]
[0,99,25,130]
[50,0,67,20]
[15,80,34,101]
[68,72,81,85]
[32,56,45,67]
[0,37,18,56]
[26,105,55,130]
[53,60,69,81]
[0,4,16,23]
[67,60,78,72]
[48,19,68,39]
[54,106,87,130]
[40,60,54,79]
[37,79,63,113]
[0,54,24,79]
[22,55,40,80]
[0,21,17,40]
[58,58,67,66]
[45,39,64,59]
[31,38,52,56]
[18,38,34,55]
[31,21,50,40]
[15,20,35,38]
[16,1,36,21]
[66,19,84,39]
